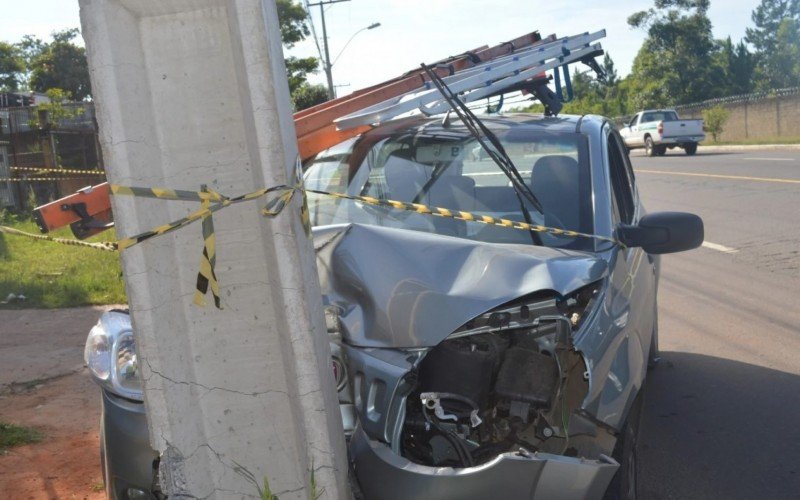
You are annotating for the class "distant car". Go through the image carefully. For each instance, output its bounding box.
[620,109,705,156]
[85,113,703,499]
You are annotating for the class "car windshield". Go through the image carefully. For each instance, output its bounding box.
[304,120,594,251]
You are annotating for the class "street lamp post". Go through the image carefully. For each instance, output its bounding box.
[332,22,381,68]
[308,0,380,99]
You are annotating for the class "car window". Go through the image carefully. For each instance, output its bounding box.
[642,111,678,122]
[607,130,635,224]
[304,124,595,250]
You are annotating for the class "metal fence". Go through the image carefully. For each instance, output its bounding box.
[0,102,104,211]
[613,87,800,142]
[674,87,800,112]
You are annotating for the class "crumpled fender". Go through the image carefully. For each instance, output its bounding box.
[314,223,608,348]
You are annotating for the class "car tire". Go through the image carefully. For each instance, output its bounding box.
[648,305,660,370]
[655,146,666,156]
[604,388,645,500]
[684,142,698,155]
[644,136,655,157]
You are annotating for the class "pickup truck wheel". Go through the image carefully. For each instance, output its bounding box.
[684,142,698,155]
[644,136,655,157]
[655,146,666,156]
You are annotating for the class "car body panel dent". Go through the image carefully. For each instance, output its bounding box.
[316,223,609,349]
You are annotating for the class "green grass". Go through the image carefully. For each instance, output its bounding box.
[0,214,126,308]
[0,421,42,452]
[702,136,800,146]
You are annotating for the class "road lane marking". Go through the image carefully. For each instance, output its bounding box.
[636,169,800,184]
[702,241,738,254]
[740,157,795,161]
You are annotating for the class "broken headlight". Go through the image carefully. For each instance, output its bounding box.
[84,310,143,402]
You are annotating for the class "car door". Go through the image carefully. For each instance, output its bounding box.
[624,114,641,146]
[601,125,657,417]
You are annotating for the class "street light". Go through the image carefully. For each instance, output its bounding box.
[332,23,382,67]
[323,22,381,98]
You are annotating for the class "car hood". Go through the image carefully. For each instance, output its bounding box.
[314,224,608,348]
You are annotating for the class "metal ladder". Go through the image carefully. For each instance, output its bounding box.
[334,30,606,130]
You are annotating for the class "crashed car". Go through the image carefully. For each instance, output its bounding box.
[85,113,703,499]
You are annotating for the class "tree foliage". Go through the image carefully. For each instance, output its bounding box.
[746,0,800,90]
[717,37,756,95]
[626,0,725,108]
[0,42,24,91]
[24,29,91,100]
[746,0,799,54]
[276,0,326,109]
[702,104,730,142]
[291,83,329,111]
[2,2,324,110]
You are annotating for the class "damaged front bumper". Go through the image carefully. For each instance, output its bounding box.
[350,425,618,500]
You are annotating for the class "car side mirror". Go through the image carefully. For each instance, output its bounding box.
[617,212,704,254]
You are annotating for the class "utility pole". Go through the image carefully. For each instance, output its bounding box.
[79,0,350,498]
[308,0,351,100]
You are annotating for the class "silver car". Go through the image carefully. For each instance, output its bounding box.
[85,113,703,499]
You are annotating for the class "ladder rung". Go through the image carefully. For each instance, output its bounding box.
[334,30,605,130]
[424,44,603,115]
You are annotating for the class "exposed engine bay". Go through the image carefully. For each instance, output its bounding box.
[396,287,611,467]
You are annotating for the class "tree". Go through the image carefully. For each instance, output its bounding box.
[277,0,321,97]
[746,0,799,54]
[30,88,80,128]
[291,83,329,111]
[769,18,800,88]
[601,53,619,87]
[746,0,800,89]
[702,105,730,142]
[26,29,91,100]
[0,41,24,91]
[626,0,725,108]
[9,2,323,108]
[715,37,756,95]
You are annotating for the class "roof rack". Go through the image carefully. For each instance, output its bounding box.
[294,30,559,160]
[332,30,606,131]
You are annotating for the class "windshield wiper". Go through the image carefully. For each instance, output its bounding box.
[421,64,544,244]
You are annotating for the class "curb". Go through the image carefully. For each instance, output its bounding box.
[697,144,800,152]
[630,144,800,156]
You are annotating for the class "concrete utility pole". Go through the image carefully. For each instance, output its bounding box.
[79,0,350,498]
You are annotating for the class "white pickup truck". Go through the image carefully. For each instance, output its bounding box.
[620,109,705,157]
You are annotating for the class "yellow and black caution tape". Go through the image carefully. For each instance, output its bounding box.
[2,177,622,309]
[308,189,619,245]
[10,166,106,176]
[110,183,296,308]
[0,225,117,252]
[0,177,93,182]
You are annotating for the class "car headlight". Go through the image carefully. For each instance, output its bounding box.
[84,310,143,402]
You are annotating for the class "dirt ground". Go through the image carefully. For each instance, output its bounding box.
[0,306,120,499]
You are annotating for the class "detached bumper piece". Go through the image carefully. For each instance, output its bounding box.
[351,426,618,500]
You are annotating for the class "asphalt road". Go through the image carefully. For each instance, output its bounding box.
[629,148,800,499]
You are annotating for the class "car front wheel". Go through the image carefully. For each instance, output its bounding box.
[604,388,644,500]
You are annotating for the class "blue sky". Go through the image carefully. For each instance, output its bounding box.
[2,0,761,93]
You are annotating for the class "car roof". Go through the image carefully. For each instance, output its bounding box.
[361,113,606,138]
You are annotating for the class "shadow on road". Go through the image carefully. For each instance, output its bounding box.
[630,151,737,158]
[639,351,800,500]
